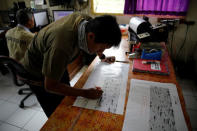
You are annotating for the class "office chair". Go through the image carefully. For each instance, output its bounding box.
[0,30,9,75]
[0,55,43,108]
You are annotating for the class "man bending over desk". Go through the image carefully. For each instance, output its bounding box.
[22,13,121,117]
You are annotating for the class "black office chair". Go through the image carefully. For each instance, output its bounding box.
[0,55,43,108]
[0,30,9,75]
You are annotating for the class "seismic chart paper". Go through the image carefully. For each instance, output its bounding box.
[122,79,188,131]
[73,62,129,115]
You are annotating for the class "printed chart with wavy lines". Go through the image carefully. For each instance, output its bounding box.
[73,62,129,115]
[122,79,188,131]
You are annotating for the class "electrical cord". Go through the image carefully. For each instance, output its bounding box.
[176,24,189,59]
[170,24,175,57]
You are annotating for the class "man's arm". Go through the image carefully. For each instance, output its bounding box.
[97,53,116,63]
[44,77,103,99]
[98,53,106,60]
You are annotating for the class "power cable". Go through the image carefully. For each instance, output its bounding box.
[176,24,189,60]
[170,23,175,58]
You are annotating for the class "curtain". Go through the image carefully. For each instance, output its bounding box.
[124,0,190,16]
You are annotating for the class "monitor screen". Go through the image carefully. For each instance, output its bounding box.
[33,11,49,27]
[53,10,73,21]
[0,30,4,34]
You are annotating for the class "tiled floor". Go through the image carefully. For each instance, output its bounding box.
[0,66,87,131]
[0,66,197,131]
[176,75,197,131]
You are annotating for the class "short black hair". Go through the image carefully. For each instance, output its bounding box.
[16,8,33,26]
[86,15,121,47]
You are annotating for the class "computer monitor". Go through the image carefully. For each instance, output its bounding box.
[53,10,73,21]
[0,11,10,25]
[0,30,4,34]
[18,2,26,9]
[33,10,49,27]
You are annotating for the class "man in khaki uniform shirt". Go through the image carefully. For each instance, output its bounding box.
[6,9,35,63]
[23,12,121,117]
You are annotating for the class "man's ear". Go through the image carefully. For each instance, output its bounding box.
[26,20,33,29]
[27,16,35,29]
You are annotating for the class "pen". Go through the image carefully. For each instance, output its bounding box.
[98,96,102,106]
[115,60,129,63]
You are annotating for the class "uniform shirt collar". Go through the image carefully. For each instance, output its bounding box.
[17,24,31,32]
[78,20,94,55]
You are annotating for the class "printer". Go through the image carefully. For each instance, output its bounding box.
[128,17,168,43]
[128,17,168,60]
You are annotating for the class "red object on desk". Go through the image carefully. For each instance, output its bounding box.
[132,42,141,52]
[132,50,169,75]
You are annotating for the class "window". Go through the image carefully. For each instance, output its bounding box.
[92,0,189,17]
[92,0,125,14]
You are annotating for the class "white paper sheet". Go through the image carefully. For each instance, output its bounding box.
[122,79,188,131]
[73,62,129,114]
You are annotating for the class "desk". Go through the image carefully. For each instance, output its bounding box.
[41,37,192,131]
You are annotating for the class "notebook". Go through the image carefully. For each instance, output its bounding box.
[132,50,169,75]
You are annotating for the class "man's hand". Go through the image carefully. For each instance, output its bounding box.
[45,77,103,99]
[101,56,116,64]
[84,87,103,99]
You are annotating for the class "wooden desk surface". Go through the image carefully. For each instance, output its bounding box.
[41,37,192,131]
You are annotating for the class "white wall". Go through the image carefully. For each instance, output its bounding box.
[167,0,197,63]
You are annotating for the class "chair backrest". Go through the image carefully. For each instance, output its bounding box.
[0,30,9,56]
[0,55,43,87]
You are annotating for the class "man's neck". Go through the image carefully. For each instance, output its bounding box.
[17,24,31,32]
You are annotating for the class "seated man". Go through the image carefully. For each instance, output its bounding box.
[6,8,35,63]
[22,12,122,117]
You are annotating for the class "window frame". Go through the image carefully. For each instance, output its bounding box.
[91,0,125,15]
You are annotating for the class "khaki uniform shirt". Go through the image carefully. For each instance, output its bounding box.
[6,26,35,63]
[22,13,91,81]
